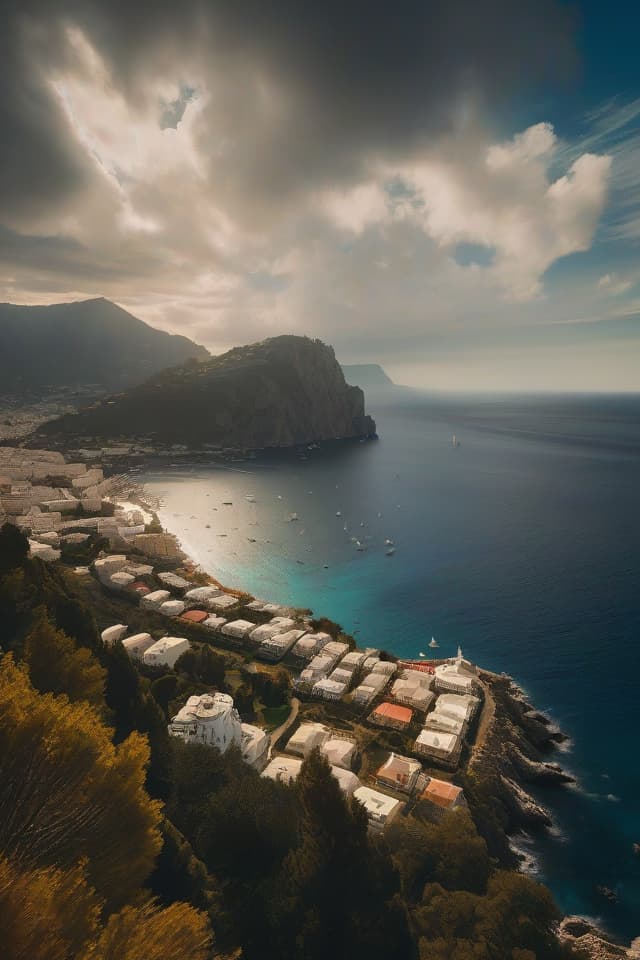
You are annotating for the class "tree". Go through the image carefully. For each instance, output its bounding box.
[81,901,211,960]
[102,642,172,799]
[0,856,213,960]
[0,523,29,574]
[0,856,101,960]
[175,646,226,688]
[266,749,411,960]
[0,655,162,909]
[151,673,179,719]
[24,606,106,707]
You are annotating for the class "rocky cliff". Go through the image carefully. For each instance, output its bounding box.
[39,335,377,448]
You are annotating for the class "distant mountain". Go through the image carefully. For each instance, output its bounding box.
[40,335,377,448]
[0,298,209,395]
[341,363,394,388]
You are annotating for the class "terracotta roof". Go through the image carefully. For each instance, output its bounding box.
[421,779,463,809]
[180,609,209,623]
[130,582,150,594]
[372,702,413,724]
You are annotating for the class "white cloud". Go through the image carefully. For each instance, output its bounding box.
[597,272,633,295]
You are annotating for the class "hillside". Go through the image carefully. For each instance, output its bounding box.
[40,335,377,448]
[0,298,209,395]
[341,363,394,388]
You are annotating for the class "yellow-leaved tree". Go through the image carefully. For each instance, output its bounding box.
[23,606,106,707]
[0,655,213,959]
[0,654,159,909]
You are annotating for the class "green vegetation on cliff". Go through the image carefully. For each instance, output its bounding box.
[39,335,377,447]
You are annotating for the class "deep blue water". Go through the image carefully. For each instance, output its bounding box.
[142,392,640,940]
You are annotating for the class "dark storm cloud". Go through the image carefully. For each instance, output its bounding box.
[0,0,577,223]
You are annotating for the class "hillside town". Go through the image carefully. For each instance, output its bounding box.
[0,444,488,831]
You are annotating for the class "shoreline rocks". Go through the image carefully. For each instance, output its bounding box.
[557,917,638,960]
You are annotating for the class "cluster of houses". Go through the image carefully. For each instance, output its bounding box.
[0,446,480,833]
[0,447,161,559]
[262,718,465,829]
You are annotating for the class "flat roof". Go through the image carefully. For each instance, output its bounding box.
[372,702,413,724]
[180,609,209,623]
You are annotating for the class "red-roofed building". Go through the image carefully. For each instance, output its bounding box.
[180,609,209,624]
[420,778,464,819]
[130,582,150,595]
[369,701,413,730]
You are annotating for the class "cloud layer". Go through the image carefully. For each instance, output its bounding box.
[0,0,637,388]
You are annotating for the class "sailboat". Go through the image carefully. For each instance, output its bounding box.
[452,435,460,448]
[429,636,439,649]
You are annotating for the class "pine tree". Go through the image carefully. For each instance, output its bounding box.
[24,606,106,707]
[0,655,162,909]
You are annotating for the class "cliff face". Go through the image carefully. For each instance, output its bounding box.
[40,335,377,448]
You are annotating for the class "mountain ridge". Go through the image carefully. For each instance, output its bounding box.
[0,297,209,395]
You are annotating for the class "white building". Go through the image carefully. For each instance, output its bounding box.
[143,636,190,668]
[321,735,357,770]
[352,671,390,705]
[184,586,223,602]
[159,599,185,617]
[262,755,302,785]
[434,648,479,695]
[339,650,368,673]
[157,572,191,591]
[240,723,271,770]
[391,669,435,711]
[292,632,331,659]
[221,619,255,640]
[258,629,306,661]
[286,722,331,757]
[28,539,60,561]
[414,728,462,767]
[353,786,402,831]
[140,589,171,610]
[101,623,128,645]
[436,692,480,724]
[168,691,270,769]
[376,753,422,794]
[312,677,348,701]
[203,615,227,632]
[424,709,466,737]
[169,692,242,751]
[109,571,135,590]
[122,633,155,660]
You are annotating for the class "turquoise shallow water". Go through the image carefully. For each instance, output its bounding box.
[142,392,640,939]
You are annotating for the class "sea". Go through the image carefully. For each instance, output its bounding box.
[141,391,640,940]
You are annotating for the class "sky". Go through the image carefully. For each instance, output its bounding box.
[1,0,640,391]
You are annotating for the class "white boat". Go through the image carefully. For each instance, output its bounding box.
[336,510,342,517]
[277,495,283,500]
[429,637,439,649]
[385,547,395,556]
[384,538,394,546]
[245,495,256,502]
[452,435,460,448]
[288,512,299,521]
[419,652,426,658]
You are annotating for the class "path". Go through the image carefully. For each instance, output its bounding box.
[269,696,300,752]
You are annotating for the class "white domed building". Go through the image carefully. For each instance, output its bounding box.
[169,692,270,770]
